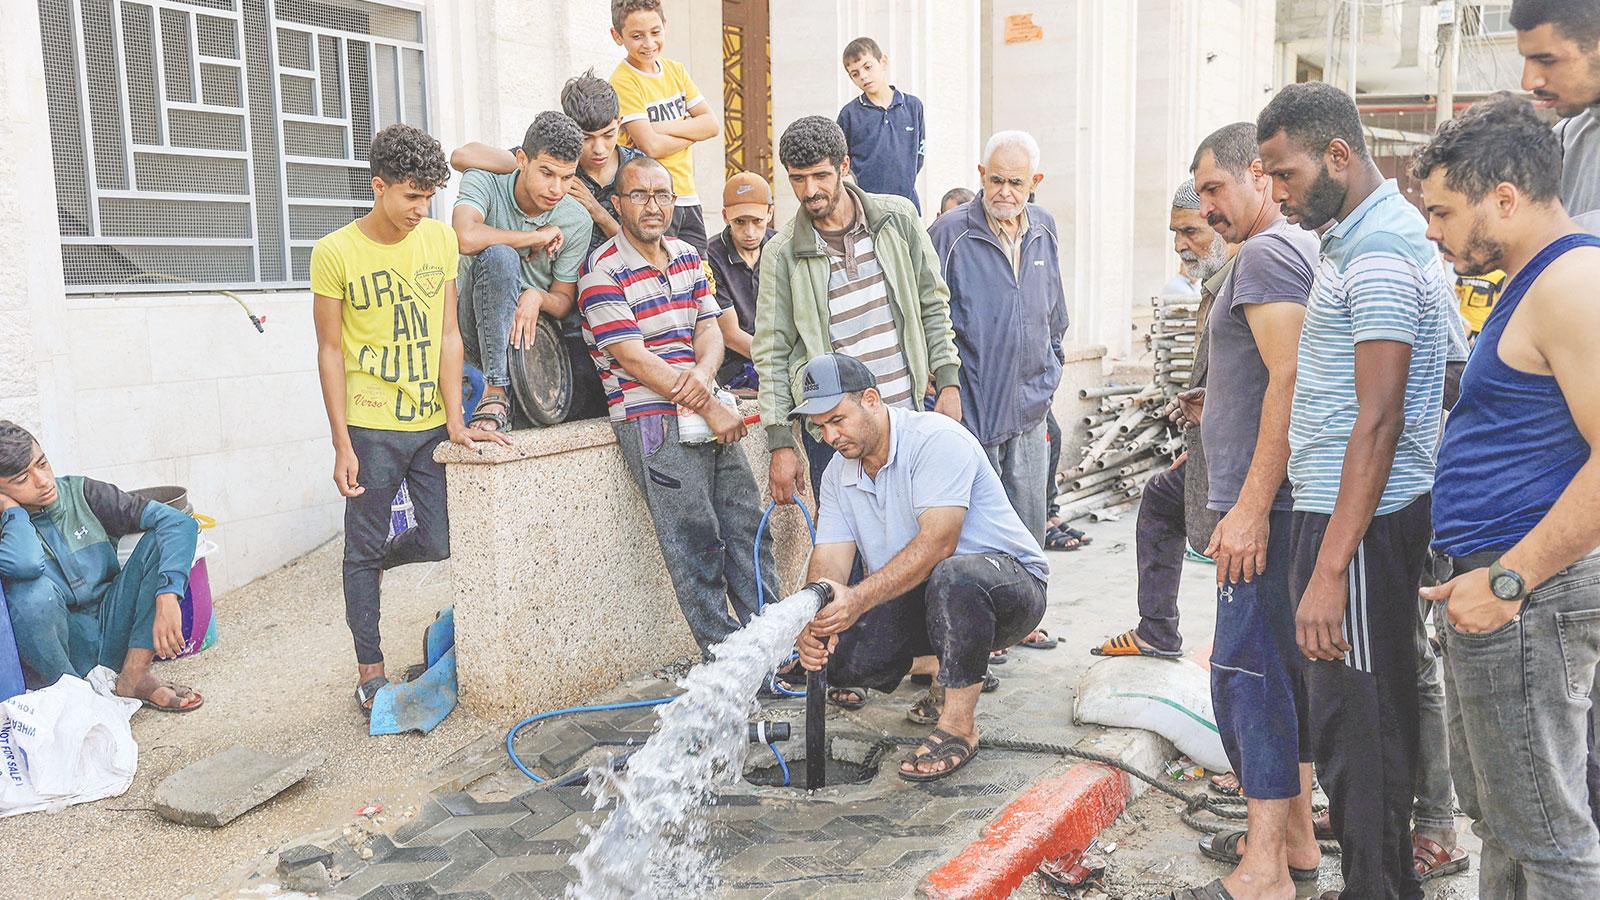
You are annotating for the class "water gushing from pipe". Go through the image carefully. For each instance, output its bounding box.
[565,585,826,899]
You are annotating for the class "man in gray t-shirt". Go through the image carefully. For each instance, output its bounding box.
[1513,2,1600,230]
[793,354,1046,784]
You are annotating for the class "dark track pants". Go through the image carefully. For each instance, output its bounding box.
[1291,495,1432,900]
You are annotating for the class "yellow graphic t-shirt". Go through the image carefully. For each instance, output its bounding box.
[610,57,705,204]
[310,218,459,431]
[1455,269,1506,337]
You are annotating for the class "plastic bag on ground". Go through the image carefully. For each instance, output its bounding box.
[1073,655,1230,773]
[0,667,140,817]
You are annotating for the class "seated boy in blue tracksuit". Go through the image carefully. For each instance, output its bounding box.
[0,420,202,711]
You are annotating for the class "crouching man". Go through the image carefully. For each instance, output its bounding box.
[0,422,202,711]
[794,354,1048,782]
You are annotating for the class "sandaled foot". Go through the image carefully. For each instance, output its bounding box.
[1044,525,1082,551]
[468,391,511,432]
[1197,831,1319,882]
[1092,629,1181,658]
[898,727,979,782]
[122,674,204,713]
[356,675,389,719]
[1020,629,1058,650]
[907,690,942,725]
[1414,833,1468,881]
[989,647,1009,664]
[1312,809,1334,840]
[1209,771,1241,796]
[826,686,866,710]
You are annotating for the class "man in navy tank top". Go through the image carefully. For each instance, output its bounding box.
[1416,94,1600,898]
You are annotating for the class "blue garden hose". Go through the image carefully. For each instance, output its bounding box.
[505,499,818,784]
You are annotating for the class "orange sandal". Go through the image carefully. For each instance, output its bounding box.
[1090,629,1183,659]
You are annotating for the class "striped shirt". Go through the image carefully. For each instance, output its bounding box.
[816,197,916,407]
[1288,180,1452,515]
[578,234,721,423]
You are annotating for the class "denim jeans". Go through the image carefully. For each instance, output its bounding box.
[982,416,1049,546]
[1443,551,1600,898]
[1414,594,1456,833]
[458,244,521,388]
[613,414,777,656]
[7,530,165,685]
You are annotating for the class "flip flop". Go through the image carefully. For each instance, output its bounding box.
[907,691,941,725]
[898,727,978,782]
[1090,630,1182,658]
[1168,879,1236,900]
[1209,772,1242,796]
[1044,526,1083,551]
[989,648,1009,664]
[1020,629,1058,650]
[1197,831,1318,882]
[141,683,204,713]
[1414,834,1469,881]
[356,676,389,719]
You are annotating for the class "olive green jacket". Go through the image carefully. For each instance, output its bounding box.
[753,183,961,449]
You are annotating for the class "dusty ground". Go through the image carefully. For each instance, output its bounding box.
[0,542,500,899]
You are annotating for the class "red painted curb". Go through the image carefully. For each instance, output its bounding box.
[919,761,1133,900]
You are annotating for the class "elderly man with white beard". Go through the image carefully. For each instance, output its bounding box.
[929,131,1069,544]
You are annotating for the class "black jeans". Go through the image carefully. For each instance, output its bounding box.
[828,554,1047,693]
[342,425,451,665]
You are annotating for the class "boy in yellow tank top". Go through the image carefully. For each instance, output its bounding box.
[310,124,508,719]
[608,0,720,256]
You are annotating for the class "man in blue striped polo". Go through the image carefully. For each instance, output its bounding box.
[1257,82,1454,900]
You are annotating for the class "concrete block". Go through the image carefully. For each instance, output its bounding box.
[63,305,153,390]
[0,310,39,399]
[173,437,336,524]
[153,746,324,827]
[435,404,811,717]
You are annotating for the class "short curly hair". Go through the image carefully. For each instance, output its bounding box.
[369,123,450,190]
[1411,93,1563,203]
[0,420,37,480]
[779,116,849,171]
[1256,81,1369,161]
[611,0,663,31]
[1511,0,1600,46]
[520,111,583,163]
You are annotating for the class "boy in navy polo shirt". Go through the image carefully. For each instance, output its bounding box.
[836,37,926,213]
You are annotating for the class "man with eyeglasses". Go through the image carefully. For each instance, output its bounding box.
[576,155,778,655]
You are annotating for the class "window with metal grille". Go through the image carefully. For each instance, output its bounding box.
[40,0,428,293]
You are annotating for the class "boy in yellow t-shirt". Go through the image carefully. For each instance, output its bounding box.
[608,0,720,256]
[309,123,508,719]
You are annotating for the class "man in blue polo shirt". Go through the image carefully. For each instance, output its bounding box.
[1258,82,1452,900]
[837,37,926,213]
[793,354,1048,784]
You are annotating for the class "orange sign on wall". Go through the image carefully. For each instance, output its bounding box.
[1004,13,1043,44]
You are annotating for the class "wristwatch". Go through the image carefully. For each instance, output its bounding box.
[1488,560,1530,602]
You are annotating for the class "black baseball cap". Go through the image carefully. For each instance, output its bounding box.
[788,353,878,418]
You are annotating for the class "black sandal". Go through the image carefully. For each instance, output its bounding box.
[1044,525,1082,551]
[1197,831,1318,882]
[356,676,389,719]
[898,727,978,782]
[1168,879,1236,900]
[826,686,867,710]
[468,392,510,432]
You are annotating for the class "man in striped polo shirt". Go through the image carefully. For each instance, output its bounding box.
[755,116,962,511]
[577,156,777,656]
[1258,82,1453,900]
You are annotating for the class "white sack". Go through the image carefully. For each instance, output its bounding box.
[0,667,140,817]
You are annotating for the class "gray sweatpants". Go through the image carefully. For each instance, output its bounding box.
[613,414,778,656]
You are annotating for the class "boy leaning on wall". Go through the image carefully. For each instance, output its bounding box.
[309,123,508,722]
[608,0,721,256]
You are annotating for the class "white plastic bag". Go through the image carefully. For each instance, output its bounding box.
[0,667,140,817]
[1073,656,1230,773]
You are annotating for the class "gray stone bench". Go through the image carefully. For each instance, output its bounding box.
[434,408,811,717]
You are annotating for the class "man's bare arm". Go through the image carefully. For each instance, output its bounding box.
[452,204,556,257]
[450,143,517,174]
[806,541,858,585]
[716,308,755,361]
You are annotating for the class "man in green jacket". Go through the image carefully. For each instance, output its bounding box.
[0,421,203,711]
[755,115,962,505]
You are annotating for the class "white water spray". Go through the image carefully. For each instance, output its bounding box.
[565,587,825,899]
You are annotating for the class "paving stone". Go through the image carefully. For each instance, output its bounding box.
[334,862,453,899]
[279,843,335,873]
[153,746,324,827]
[423,831,497,892]
[357,881,440,900]
[393,798,455,844]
